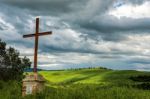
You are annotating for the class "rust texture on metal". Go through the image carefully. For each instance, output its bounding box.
[23,18,52,73]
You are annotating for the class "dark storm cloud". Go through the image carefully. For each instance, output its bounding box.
[0,27,3,30]
[78,16,150,33]
[41,45,105,54]
[0,0,149,46]
[0,3,33,34]
[60,0,150,42]
[1,0,150,42]
[1,0,150,70]
[66,15,150,41]
[127,58,150,64]
[39,43,138,58]
[1,0,148,15]
[126,0,149,5]
[0,25,5,30]
[1,0,86,16]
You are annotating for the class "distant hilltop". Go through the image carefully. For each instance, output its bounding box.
[24,66,111,72]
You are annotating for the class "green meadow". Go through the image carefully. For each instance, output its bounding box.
[1,68,150,99]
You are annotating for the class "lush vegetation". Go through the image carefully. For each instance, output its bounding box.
[0,39,31,81]
[1,68,150,99]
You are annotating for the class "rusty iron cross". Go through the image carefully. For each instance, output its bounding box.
[23,18,52,73]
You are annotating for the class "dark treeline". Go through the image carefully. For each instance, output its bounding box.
[66,66,111,71]
[0,39,31,81]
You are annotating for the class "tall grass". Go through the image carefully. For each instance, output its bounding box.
[1,81,150,99]
[1,69,150,99]
[0,80,22,99]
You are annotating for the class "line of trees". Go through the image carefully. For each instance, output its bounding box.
[0,39,31,81]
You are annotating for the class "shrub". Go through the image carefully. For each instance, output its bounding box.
[0,39,31,81]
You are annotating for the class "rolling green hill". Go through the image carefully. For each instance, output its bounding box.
[1,68,150,99]
[39,68,150,86]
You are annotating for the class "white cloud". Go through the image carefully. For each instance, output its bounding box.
[1,0,150,71]
[109,1,150,18]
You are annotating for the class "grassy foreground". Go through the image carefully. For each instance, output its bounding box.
[1,68,150,99]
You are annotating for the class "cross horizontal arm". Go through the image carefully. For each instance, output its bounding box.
[23,31,52,38]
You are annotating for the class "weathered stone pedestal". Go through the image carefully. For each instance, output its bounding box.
[22,73,45,96]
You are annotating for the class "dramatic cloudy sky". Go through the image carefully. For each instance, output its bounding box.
[1,0,150,71]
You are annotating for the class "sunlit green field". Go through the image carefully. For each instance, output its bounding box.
[40,68,111,84]
[1,68,150,99]
[39,68,150,86]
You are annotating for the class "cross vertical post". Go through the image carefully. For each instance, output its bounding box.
[34,18,39,72]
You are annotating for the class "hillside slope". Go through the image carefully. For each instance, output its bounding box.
[1,68,150,99]
[39,68,150,87]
